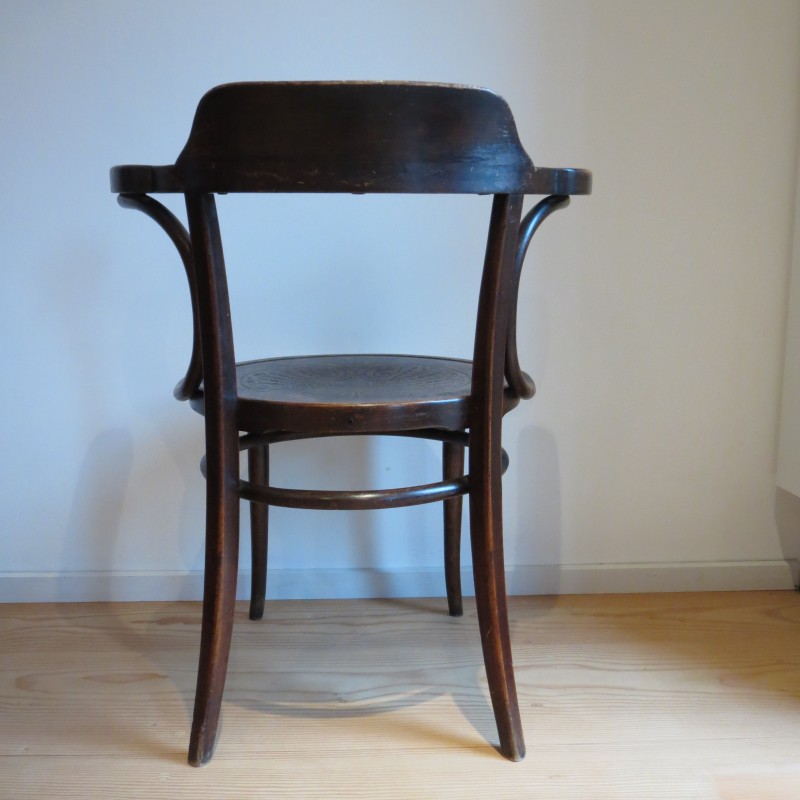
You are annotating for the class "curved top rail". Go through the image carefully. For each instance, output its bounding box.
[110,82,592,196]
[109,163,591,196]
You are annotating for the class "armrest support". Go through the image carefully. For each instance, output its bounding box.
[117,193,202,401]
[504,194,571,400]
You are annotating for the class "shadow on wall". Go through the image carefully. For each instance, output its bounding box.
[257,434,387,597]
[61,427,133,601]
[513,424,562,594]
[266,434,446,595]
[774,488,800,588]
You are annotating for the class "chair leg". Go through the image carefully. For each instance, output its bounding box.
[248,445,269,620]
[443,441,465,617]
[468,440,525,761]
[188,456,240,767]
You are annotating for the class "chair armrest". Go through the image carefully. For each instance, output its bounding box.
[523,167,592,196]
[110,165,182,193]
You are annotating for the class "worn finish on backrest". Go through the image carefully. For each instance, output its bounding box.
[175,82,534,194]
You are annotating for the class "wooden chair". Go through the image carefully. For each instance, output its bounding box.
[110,82,591,766]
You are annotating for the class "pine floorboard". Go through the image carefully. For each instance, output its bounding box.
[1,591,799,798]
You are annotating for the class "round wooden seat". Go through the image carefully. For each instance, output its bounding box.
[189,354,523,433]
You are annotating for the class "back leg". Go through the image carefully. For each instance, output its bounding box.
[443,440,465,617]
[188,449,240,766]
[468,439,525,761]
[248,444,269,621]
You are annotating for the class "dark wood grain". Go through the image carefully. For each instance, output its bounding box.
[189,355,526,434]
[109,162,591,196]
[110,82,591,196]
[469,193,526,760]
[116,193,202,401]
[111,81,590,766]
[443,441,465,617]
[247,445,269,621]
[184,192,240,767]
[505,194,572,400]
[176,82,532,194]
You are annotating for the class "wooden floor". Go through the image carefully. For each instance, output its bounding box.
[1,592,799,799]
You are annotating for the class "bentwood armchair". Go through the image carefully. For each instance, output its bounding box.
[111,82,591,765]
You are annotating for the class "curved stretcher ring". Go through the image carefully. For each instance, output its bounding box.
[199,429,509,511]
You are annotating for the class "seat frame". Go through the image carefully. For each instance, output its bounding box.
[111,82,591,766]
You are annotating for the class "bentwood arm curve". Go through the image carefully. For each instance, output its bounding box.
[504,194,572,400]
[117,193,203,401]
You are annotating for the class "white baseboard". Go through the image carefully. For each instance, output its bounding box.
[0,560,796,603]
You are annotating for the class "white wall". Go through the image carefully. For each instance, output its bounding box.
[2,0,799,601]
[778,153,800,496]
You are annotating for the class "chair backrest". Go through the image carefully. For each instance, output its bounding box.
[175,81,535,194]
[114,82,589,409]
